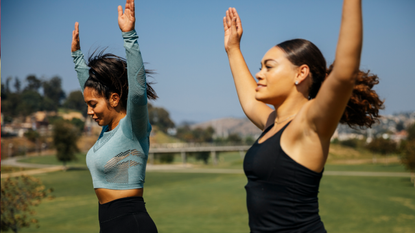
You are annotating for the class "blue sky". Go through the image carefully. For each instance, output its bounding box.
[2,0,415,124]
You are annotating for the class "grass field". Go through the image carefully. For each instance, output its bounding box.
[5,151,414,233]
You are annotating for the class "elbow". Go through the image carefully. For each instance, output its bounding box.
[330,62,360,84]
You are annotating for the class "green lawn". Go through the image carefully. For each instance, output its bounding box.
[18,153,87,167]
[6,163,413,233]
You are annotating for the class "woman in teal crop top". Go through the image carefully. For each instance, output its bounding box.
[71,0,158,232]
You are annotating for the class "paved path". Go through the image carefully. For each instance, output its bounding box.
[2,157,412,178]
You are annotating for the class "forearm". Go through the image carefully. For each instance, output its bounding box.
[227,49,258,113]
[227,49,271,129]
[332,0,363,81]
[71,50,89,92]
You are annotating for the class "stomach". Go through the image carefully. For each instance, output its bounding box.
[95,188,143,204]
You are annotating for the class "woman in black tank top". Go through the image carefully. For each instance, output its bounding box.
[223,1,383,232]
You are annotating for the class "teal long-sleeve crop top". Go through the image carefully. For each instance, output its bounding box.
[71,30,151,190]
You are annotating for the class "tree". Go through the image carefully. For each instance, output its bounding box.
[13,78,21,93]
[70,118,85,133]
[24,75,42,92]
[1,83,6,99]
[366,137,398,155]
[401,140,415,171]
[16,90,43,117]
[24,129,40,142]
[148,104,175,133]
[400,140,415,187]
[176,125,215,143]
[1,92,21,118]
[42,76,66,111]
[63,90,87,116]
[227,133,242,144]
[407,123,415,141]
[245,136,255,145]
[52,120,80,167]
[1,175,53,233]
[5,76,12,94]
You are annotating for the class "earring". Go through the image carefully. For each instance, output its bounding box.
[295,81,299,85]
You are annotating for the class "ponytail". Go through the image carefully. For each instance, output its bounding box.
[327,65,384,128]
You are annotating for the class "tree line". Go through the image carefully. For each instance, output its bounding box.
[1,75,87,122]
[333,123,415,177]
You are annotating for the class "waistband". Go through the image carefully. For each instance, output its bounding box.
[99,196,147,222]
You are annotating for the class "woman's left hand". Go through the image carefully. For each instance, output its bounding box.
[118,0,135,32]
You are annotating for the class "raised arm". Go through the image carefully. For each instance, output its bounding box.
[119,0,150,140]
[307,0,363,139]
[224,8,273,130]
[71,22,89,92]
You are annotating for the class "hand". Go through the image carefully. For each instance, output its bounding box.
[71,22,81,52]
[223,8,243,53]
[118,0,135,32]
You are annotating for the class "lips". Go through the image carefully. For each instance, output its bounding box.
[256,84,266,91]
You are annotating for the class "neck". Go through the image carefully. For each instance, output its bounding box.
[108,110,126,131]
[273,95,308,124]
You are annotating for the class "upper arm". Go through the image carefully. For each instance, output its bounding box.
[305,0,362,140]
[306,74,355,139]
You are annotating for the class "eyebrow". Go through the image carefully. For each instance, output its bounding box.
[86,100,97,104]
[260,59,278,67]
[264,59,278,64]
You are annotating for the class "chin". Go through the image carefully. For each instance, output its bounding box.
[255,94,277,105]
[255,93,269,103]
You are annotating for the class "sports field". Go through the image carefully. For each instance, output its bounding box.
[3,152,415,233]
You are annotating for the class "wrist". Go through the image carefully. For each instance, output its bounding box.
[226,46,241,54]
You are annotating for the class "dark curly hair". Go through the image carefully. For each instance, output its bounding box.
[277,39,384,128]
[84,49,157,109]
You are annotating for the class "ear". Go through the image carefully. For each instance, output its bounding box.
[294,64,310,85]
[109,93,121,108]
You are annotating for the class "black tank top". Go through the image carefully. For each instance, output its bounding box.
[244,122,326,233]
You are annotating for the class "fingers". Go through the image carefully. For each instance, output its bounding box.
[125,0,134,14]
[232,8,242,30]
[230,16,237,35]
[223,16,227,32]
[226,8,232,28]
[118,5,123,17]
[73,22,79,39]
[131,0,135,13]
[71,22,80,52]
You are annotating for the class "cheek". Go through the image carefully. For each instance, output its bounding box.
[94,104,107,116]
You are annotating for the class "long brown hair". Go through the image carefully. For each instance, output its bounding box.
[277,39,384,128]
[85,49,158,109]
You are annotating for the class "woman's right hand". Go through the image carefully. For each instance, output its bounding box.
[223,8,243,53]
[71,22,80,52]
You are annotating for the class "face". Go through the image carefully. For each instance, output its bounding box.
[255,46,299,105]
[84,87,116,127]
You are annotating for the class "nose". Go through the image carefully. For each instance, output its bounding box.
[255,70,264,81]
[87,106,94,116]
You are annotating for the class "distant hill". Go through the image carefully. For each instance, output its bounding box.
[191,117,262,138]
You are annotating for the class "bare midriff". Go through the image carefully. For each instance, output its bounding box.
[95,188,143,204]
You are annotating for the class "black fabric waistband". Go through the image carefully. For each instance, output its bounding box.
[99,196,147,223]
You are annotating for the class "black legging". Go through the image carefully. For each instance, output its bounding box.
[99,196,158,233]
